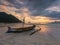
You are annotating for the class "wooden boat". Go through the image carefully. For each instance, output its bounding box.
[6,17,36,33]
[6,25,36,33]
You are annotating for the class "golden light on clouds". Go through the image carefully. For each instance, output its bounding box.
[26,16,55,24]
[0,5,9,13]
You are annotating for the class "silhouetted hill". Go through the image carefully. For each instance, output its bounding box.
[0,12,22,23]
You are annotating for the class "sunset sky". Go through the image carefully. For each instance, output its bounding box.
[0,0,60,24]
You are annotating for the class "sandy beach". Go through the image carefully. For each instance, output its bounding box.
[0,23,60,45]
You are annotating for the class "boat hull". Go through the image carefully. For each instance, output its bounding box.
[6,25,36,33]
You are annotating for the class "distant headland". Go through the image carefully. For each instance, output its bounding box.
[0,12,22,23]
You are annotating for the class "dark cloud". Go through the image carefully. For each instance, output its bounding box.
[5,0,56,9]
[25,0,60,19]
[0,0,60,20]
[6,0,29,8]
[27,0,56,15]
[28,0,55,9]
[45,11,60,19]
[6,0,23,8]
[36,10,60,19]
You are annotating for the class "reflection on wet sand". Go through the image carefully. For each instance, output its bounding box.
[36,25,50,33]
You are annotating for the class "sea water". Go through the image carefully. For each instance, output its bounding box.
[0,23,60,45]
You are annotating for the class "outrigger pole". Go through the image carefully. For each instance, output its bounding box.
[23,17,25,27]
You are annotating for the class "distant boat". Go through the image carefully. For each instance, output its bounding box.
[6,17,36,33]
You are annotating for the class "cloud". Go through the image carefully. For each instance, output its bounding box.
[27,0,56,15]
[0,0,56,13]
[0,0,60,23]
[43,11,60,19]
[6,0,29,8]
[26,0,60,20]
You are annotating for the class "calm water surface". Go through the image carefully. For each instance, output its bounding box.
[0,23,60,45]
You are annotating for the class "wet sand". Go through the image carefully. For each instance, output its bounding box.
[0,23,60,45]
